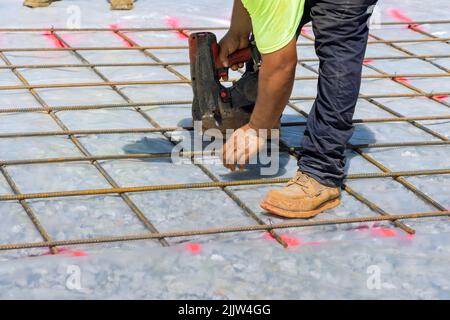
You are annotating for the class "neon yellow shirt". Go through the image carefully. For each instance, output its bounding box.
[241,0,305,54]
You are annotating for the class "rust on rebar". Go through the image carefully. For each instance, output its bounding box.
[0,20,448,32]
[0,210,449,251]
[0,54,450,70]
[0,73,448,91]
[0,168,448,202]
[0,140,448,166]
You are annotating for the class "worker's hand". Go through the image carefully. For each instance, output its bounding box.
[218,31,249,80]
[220,124,267,171]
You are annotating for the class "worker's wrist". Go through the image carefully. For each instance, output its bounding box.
[246,120,280,141]
[249,115,277,131]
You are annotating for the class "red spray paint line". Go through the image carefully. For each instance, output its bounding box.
[38,247,88,257]
[185,242,202,254]
[263,232,274,241]
[387,8,423,30]
[70,250,88,257]
[353,225,397,238]
[433,95,449,101]
[394,76,410,84]
[280,234,301,246]
[353,225,417,240]
[42,32,66,48]
[109,24,134,47]
[263,232,301,247]
[164,16,189,40]
[363,59,374,64]
[300,27,311,36]
[371,227,397,238]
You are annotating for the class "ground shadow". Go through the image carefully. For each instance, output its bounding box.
[122,136,174,163]
[122,115,376,179]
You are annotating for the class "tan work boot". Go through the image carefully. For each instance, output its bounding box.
[110,0,134,10]
[260,171,341,218]
[23,0,52,7]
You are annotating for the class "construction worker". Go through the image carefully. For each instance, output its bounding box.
[220,0,378,218]
[23,0,134,10]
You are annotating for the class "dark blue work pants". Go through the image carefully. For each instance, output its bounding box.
[297,0,378,187]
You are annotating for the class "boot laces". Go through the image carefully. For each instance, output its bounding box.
[287,172,311,189]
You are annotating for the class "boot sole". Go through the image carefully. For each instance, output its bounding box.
[24,0,52,7]
[260,197,341,219]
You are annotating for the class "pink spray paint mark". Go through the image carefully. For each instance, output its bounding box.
[43,32,66,48]
[371,227,397,238]
[109,24,134,47]
[280,234,301,247]
[363,59,374,64]
[433,95,449,101]
[387,8,423,30]
[70,250,88,257]
[263,232,301,247]
[185,243,202,254]
[301,27,310,36]
[353,225,416,240]
[164,16,189,40]
[263,232,275,241]
[353,225,397,238]
[38,247,88,257]
[394,76,410,84]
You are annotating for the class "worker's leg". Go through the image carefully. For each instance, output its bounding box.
[298,0,377,187]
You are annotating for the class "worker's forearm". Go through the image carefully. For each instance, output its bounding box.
[229,0,252,38]
[249,68,295,130]
[249,40,297,130]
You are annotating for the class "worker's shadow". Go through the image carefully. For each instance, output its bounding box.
[122,136,174,163]
[275,114,377,177]
[121,126,290,180]
[121,116,290,179]
[122,118,192,163]
[122,115,376,179]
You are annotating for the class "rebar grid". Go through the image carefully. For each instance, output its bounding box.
[1,73,449,91]
[0,37,449,53]
[0,21,449,253]
[0,55,448,70]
